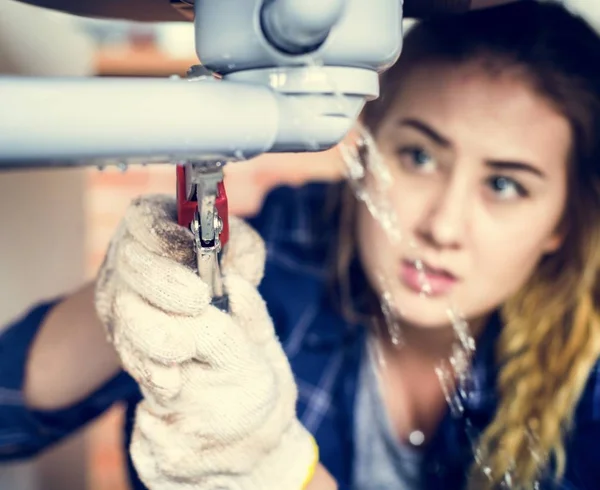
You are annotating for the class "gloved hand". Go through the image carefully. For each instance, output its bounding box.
[95,194,318,490]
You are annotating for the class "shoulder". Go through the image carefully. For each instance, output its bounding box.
[568,348,600,426]
[561,357,600,487]
[573,357,600,424]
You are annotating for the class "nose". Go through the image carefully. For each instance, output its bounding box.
[415,174,469,250]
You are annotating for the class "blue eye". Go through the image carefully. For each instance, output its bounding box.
[412,149,430,165]
[397,146,436,172]
[487,176,528,199]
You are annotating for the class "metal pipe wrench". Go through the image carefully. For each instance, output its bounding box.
[176,161,230,311]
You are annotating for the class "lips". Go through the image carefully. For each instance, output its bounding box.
[399,259,458,296]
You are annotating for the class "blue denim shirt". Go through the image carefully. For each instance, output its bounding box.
[1,182,599,489]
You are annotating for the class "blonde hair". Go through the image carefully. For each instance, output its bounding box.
[471,177,600,489]
[470,169,600,487]
[474,260,600,487]
[332,2,600,488]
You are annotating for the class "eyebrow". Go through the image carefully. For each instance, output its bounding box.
[397,118,451,147]
[397,117,546,179]
[486,160,545,179]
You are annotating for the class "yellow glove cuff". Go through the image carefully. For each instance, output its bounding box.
[301,435,320,489]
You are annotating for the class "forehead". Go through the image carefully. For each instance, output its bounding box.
[381,63,572,167]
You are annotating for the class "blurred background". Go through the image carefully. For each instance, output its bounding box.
[0,1,344,489]
[0,0,598,489]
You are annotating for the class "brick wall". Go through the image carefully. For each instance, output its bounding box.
[83,148,343,490]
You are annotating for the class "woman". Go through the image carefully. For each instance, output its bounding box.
[2,2,600,489]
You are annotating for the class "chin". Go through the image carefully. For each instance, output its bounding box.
[390,291,459,330]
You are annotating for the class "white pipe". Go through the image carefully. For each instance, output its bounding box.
[0,77,280,166]
[260,0,346,53]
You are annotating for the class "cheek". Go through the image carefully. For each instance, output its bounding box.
[473,213,562,300]
[389,181,433,233]
[355,172,435,284]
[481,238,539,286]
[475,165,567,290]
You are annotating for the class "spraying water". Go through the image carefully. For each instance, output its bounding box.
[335,118,531,485]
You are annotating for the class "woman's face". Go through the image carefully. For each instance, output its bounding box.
[356,63,571,328]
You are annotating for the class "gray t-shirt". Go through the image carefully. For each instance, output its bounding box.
[352,347,424,490]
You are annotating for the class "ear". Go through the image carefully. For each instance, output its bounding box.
[543,214,569,254]
[542,230,564,254]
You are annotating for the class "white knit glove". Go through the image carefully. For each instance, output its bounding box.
[95,195,318,490]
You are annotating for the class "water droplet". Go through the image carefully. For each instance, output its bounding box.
[450,343,470,376]
[368,333,387,369]
[234,149,245,160]
[525,425,547,465]
[375,272,404,347]
[435,362,464,417]
[412,258,433,296]
[117,161,128,173]
[382,294,402,346]
[339,129,402,245]
[500,470,514,489]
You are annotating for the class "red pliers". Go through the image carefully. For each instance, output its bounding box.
[175,162,229,311]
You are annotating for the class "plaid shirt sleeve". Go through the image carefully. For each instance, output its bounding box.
[0,183,337,468]
[1,183,353,488]
[0,300,139,461]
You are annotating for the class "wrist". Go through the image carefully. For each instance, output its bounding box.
[247,418,319,490]
[301,434,320,489]
[305,463,338,490]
